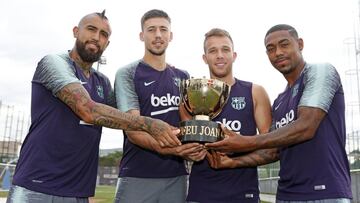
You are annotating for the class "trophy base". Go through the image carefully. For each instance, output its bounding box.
[179,120,223,143]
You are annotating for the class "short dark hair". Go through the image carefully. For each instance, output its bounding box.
[265,24,298,40]
[141,9,171,30]
[203,28,234,52]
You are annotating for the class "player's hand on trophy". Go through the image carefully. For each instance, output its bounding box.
[206,150,237,169]
[156,143,206,161]
[182,145,207,162]
[205,125,255,153]
[176,143,206,161]
[148,118,181,147]
[174,143,206,161]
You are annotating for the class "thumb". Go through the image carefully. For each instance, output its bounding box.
[170,125,180,135]
[172,128,180,135]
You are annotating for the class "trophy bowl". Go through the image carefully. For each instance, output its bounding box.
[179,78,231,143]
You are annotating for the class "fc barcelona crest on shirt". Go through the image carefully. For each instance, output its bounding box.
[96,85,104,99]
[231,97,246,110]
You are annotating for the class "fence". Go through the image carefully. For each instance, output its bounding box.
[0,100,360,195]
[259,169,360,202]
[0,101,29,164]
[258,130,360,179]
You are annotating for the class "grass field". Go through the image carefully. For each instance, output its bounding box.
[0,191,7,198]
[90,185,116,203]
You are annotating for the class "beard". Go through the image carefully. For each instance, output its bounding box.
[76,40,104,63]
[276,63,296,75]
[147,48,166,56]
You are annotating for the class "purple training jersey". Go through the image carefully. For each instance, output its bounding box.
[272,63,352,200]
[114,60,188,178]
[187,79,259,203]
[12,53,114,197]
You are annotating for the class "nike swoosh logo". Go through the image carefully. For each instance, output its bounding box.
[274,102,282,111]
[144,81,156,86]
[80,81,87,85]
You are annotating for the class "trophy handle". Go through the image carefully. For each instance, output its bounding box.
[210,83,231,119]
[180,79,196,117]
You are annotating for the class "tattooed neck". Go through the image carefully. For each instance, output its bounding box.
[69,50,92,77]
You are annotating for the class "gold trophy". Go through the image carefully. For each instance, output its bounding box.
[179,78,231,143]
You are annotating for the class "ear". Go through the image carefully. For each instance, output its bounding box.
[105,41,110,49]
[202,54,208,64]
[169,32,173,42]
[73,26,79,38]
[233,52,237,62]
[139,32,144,42]
[298,38,304,51]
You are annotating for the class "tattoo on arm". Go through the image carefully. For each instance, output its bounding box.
[56,83,159,131]
[235,148,279,167]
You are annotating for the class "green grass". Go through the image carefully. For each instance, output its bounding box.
[91,185,116,203]
[0,191,7,198]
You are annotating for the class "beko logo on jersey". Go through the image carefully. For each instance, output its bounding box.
[217,118,242,131]
[275,109,295,129]
[150,93,180,116]
[151,93,180,107]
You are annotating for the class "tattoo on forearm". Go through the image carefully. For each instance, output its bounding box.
[143,117,166,137]
[236,148,279,167]
[57,84,160,131]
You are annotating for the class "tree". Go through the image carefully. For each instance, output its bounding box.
[99,151,123,167]
[349,149,360,170]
